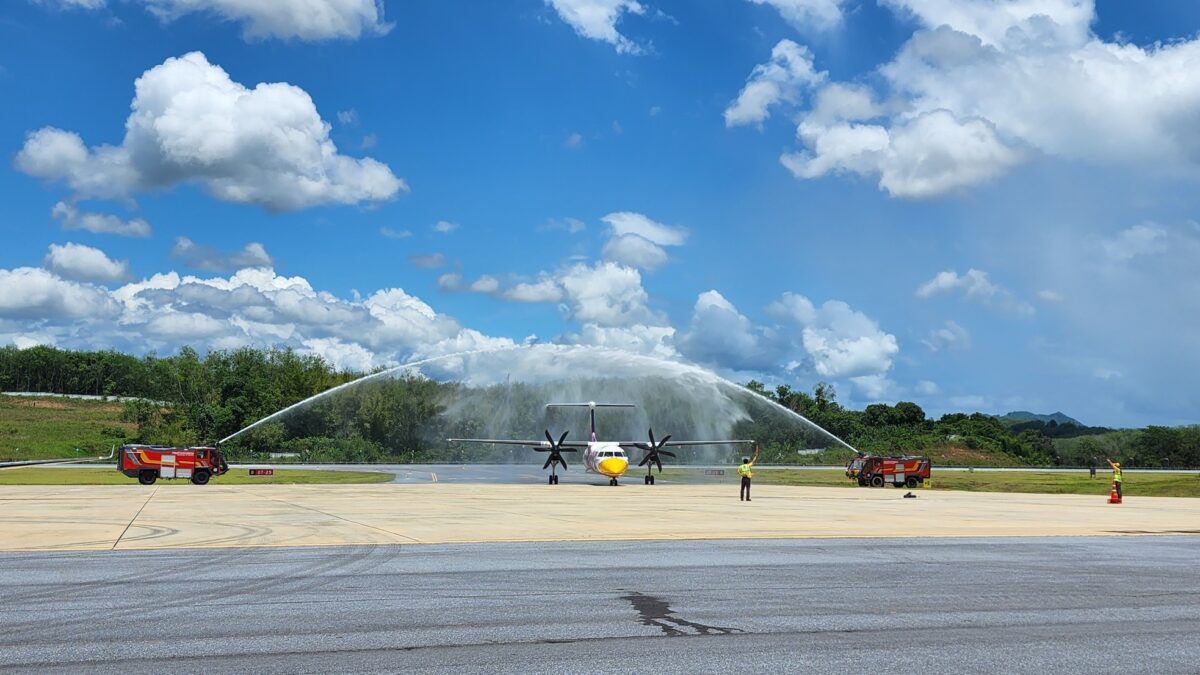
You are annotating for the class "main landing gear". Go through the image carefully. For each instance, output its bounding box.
[548,474,559,485]
[609,478,619,486]
[643,474,656,485]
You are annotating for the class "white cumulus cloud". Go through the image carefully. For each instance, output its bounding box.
[748,0,846,32]
[559,261,658,327]
[767,292,900,379]
[916,268,1033,315]
[601,234,669,270]
[1101,223,1168,262]
[503,278,565,303]
[16,52,405,212]
[677,290,781,371]
[738,0,1200,196]
[38,0,391,41]
[546,0,646,54]
[922,319,970,352]
[44,243,131,283]
[51,201,152,238]
[724,39,826,128]
[170,237,273,272]
[598,211,688,271]
[0,267,122,320]
[469,275,501,294]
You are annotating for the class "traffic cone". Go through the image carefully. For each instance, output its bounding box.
[1108,481,1121,504]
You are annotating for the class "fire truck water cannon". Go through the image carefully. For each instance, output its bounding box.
[117,444,230,485]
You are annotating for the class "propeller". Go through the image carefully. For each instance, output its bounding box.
[636,428,675,473]
[533,430,576,471]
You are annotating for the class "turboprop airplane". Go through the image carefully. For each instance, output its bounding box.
[448,402,753,485]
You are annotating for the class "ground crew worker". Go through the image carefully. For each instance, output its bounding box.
[738,445,760,502]
[1107,458,1123,499]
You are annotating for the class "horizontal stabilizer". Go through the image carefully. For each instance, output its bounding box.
[545,402,636,409]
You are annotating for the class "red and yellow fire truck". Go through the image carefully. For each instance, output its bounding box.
[846,454,931,488]
[118,445,229,485]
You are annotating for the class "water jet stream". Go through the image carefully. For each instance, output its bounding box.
[217,346,521,445]
[219,344,857,455]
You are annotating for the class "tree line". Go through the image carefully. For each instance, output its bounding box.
[1,345,1196,466]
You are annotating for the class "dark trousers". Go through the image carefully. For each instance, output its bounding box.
[740,476,751,500]
[1115,481,1122,498]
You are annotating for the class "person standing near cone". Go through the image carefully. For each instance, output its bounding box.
[738,445,760,502]
[1107,458,1123,499]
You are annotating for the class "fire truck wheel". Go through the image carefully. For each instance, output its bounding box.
[191,470,211,486]
[905,476,920,488]
[869,475,885,488]
[138,470,157,485]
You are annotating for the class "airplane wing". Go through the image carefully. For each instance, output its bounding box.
[446,438,589,448]
[616,439,755,448]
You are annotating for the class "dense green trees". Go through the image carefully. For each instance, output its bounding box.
[2,345,1195,466]
[1,344,357,453]
[743,381,1059,466]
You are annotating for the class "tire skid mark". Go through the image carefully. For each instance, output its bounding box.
[2,544,405,643]
[235,488,423,544]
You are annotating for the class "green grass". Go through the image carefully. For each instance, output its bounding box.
[0,395,133,460]
[0,467,395,485]
[657,468,1200,498]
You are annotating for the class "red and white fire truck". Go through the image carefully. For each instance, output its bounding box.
[118,445,229,485]
[846,455,931,488]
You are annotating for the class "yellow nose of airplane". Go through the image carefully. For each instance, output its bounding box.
[598,457,628,477]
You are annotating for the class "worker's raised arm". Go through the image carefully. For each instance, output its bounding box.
[750,444,761,466]
[1107,458,1118,469]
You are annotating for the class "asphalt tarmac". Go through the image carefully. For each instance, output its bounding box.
[2,536,1198,673]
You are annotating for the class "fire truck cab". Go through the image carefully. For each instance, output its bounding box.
[118,445,229,485]
[847,455,931,488]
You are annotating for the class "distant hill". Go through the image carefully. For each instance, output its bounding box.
[997,411,1082,426]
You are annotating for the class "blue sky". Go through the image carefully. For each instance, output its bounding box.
[2,0,1199,427]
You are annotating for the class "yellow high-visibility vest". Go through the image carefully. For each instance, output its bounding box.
[1113,468,1122,483]
[738,463,753,478]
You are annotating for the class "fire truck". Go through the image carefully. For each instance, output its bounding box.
[118,444,229,485]
[846,454,931,488]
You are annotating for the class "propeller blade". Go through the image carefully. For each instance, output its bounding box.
[533,447,550,452]
[560,447,578,452]
[542,456,553,470]
[658,434,672,448]
[638,455,652,466]
[660,450,676,458]
[545,429,554,445]
[655,455,663,472]
[558,430,569,446]
[648,428,656,447]
[559,456,568,470]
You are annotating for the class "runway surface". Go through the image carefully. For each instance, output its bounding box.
[1,536,1197,673]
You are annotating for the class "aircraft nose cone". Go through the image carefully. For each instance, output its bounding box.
[598,457,628,477]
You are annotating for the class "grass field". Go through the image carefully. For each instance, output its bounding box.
[657,468,1200,498]
[0,395,133,460]
[0,467,395,485]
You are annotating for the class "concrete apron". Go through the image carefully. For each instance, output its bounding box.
[1,484,1197,551]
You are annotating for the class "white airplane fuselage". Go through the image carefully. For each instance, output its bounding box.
[582,442,630,478]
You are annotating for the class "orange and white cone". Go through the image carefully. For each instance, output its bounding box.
[1108,481,1122,504]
